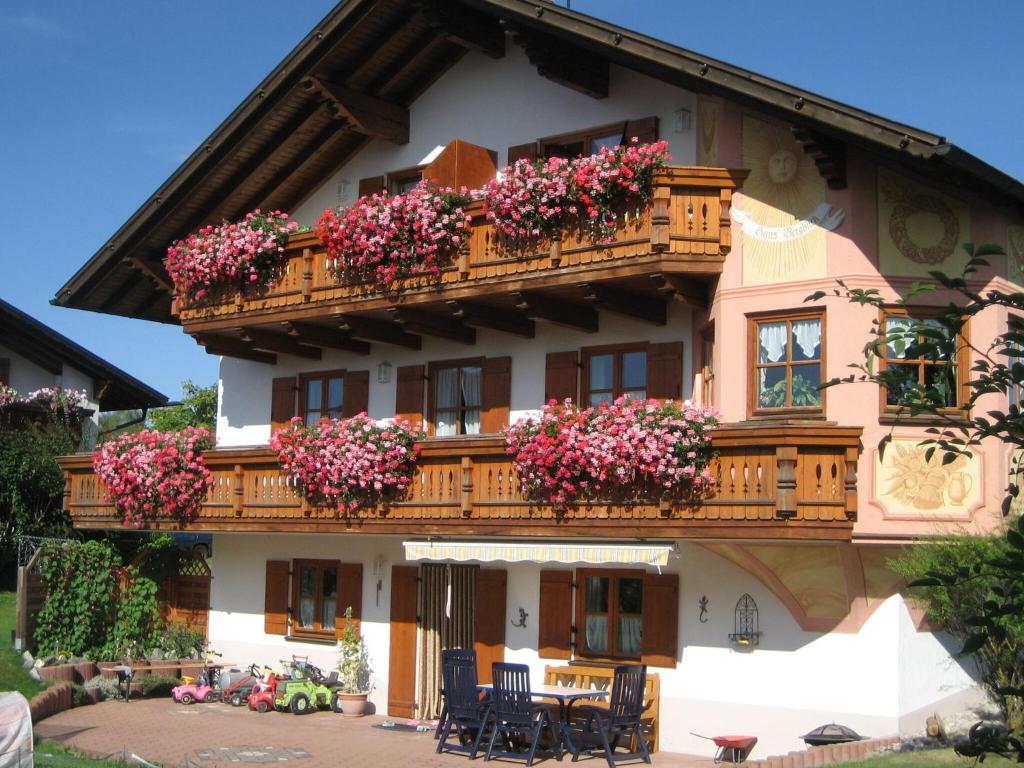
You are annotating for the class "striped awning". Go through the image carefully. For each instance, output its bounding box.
[402,541,673,566]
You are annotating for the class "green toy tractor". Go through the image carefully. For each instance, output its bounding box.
[274,658,343,715]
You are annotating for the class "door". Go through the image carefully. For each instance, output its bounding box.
[388,565,419,718]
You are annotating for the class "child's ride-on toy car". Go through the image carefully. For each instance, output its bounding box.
[275,661,342,715]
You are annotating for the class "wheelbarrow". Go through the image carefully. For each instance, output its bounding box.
[691,733,758,764]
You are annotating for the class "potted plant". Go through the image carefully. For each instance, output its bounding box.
[335,606,372,716]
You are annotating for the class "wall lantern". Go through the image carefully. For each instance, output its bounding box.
[377,361,393,384]
[728,593,760,646]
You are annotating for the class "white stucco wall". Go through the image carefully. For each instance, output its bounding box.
[204,534,981,759]
[0,343,100,424]
[292,45,697,226]
[216,304,696,447]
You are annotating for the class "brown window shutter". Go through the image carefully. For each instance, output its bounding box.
[270,376,297,433]
[474,568,507,684]
[624,116,659,145]
[387,565,420,718]
[647,342,684,401]
[395,364,425,429]
[642,572,678,668]
[335,562,364,639]
[342,370,370,417]
[544,351,579,404]
[264,560,291,636]
[481,356,511,433]
[358,176,386,198]
[507,142,538,165]
[538,570,573,660]
[0,358,9,386]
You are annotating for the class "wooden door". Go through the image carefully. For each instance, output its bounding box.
[474,568,507,684]
[388,565,419,718]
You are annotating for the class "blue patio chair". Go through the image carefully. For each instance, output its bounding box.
[485,663,560,767]
[437,648,492,759]
[573,664,652,768]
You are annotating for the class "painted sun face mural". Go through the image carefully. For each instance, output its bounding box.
[1008,225,1024,287]
[878,169,971,278]
[872,439,982,518]
[734,116,844,286]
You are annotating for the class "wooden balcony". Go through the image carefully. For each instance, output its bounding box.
[58,424,861,540]
[176,167,746,362]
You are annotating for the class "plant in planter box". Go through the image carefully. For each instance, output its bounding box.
[335,606,372,716]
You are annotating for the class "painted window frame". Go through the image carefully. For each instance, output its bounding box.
[747,309,826,419]
[290,558,340,640]
[574,568,645,662]
[539,120,630,160]
[297,369,346,426]
[878,306,970,422]
[427,357,485,437]
[581,342,649,407]
[387,166,424,195]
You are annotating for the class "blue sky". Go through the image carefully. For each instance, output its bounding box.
[1,1,1021,402]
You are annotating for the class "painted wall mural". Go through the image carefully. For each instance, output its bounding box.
[872,439,982,519]
[877,169,971,277]
[1008,225,1024,287]
[697,98,719,167]
[734,115,844,286]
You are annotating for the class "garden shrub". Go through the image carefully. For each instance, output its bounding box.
[83,674,120,700]
[141,675,181,698]
[156,621,206,659]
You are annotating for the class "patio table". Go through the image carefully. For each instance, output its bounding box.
[478,683,609,758]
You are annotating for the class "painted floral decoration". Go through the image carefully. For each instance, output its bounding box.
[504,396,718,506]
[316,182,472,286]
[93,427,215,527]
[271,414,422,512]
[484,139,671,243]
[165,210,299,302]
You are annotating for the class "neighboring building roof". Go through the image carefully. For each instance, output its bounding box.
[0,298,168,411]
[51,0,1024,322]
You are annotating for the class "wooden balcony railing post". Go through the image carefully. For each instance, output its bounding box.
[549,234,562,268]
[649,186,670,252]
[233,464,244,517]
[844,446,859,520]
[719,187,734,256]
[775,445,798,518]
[461,456,473,516]
[458,242,470,279]
[301,247,313,301]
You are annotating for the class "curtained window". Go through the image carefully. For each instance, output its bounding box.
[578,570,644,660]
[750,311,824,415]
[582,344,648,406]
[292,559,339,638]
[430,361,482,436]
[299,370,345,425]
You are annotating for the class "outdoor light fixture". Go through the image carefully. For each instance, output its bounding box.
[377,361,393,384]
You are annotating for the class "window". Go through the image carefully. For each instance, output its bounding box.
[299,370,345,425]
[292,559,338,637]
[750,311,824,415]
[388,167,423,195]
[1010,319,1024,411]
[430,360,483,436]
[541,121,628,160]
[582,344,647,406]
[577,570,644,660]
[880,308,967,416]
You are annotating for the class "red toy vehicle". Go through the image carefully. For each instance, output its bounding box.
[247,670,283,713]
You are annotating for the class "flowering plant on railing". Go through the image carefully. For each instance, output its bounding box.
[271,414,422,512]
[484,139,671,244]
[165,209,299,301]
[504,396,717,506]
[21,387,90,417]
[317,182,472,287]
[93,427,214,527]
[0,384,19,409]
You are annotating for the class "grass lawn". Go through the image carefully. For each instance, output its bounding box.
[0,589,48,700]
[842,747,1015,766]
[34,741,128,768]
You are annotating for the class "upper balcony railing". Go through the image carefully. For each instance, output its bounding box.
[175,167,746,334]
[57,423,861,541]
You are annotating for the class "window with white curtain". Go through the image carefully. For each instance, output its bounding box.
[578,570,644,660]
[294,560,338,636]
[880,308,964,413]
[432,362,482,436]
[751,312,824,414]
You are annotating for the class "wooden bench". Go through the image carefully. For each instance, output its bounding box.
[543,664,660,753]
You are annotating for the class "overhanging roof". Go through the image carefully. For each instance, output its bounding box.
[52,0,1024,324]
[0,298,167,411]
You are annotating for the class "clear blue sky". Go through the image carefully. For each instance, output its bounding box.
[1,1,1021,402]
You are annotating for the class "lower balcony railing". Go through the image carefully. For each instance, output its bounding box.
[58,424,862,540]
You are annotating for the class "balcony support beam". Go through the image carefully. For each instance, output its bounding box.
[581,283,666,326]
[446,300,535,338]
[194,334,277,365]
[388,308,476,345]
[237,328,321,360]
[335,314,422,350]
[282,321,370,355]
[513,291,598,333]
[650,273,710,310]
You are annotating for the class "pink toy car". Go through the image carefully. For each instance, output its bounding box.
[171,680,220,704]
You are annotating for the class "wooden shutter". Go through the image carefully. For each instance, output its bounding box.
[481,356,511,433]
[647,342,684,401]
[544,351,578,404]
[264,560,290,636]
[474,568,507,684]
[358,176,386,197]
[642,573,679,668]
[624,116,659,145]
[395,364,425,429]
[0,358,9,386]
[538,570,573,660]
[342,370,370,417]
[335,562,364,639]
[270,377,297,433]
[388,565,419,718]
[507,142,538,165]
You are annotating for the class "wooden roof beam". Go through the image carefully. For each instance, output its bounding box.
[581,283,666,325]
[446,300,535,338]
[792,127,847,190]
[194,334,277,365]
[388,308,476,345]
[335,314,422,350]
[281,321,370,355]
[301,77,409,145]
[416,0,505,59]
[506,23,608,99]
[123,257,172,293]
[650,273,709,310]
[237,328,322,360]
[512,290,598,332]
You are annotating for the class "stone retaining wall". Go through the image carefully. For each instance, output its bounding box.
[746,736,902,767]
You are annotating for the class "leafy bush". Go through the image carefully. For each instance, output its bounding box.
[141,674,181,698]
[106,568,162,660]
[156,621,206,659]
[83,674,120,700]
[337,607,371,694]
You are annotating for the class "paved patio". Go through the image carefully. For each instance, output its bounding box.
[35,699,715,768]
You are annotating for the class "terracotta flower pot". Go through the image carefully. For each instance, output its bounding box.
[336,692,369,717]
